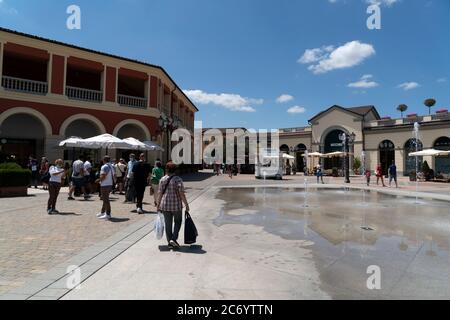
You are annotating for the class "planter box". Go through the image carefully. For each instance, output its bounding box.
[0,186,28,197]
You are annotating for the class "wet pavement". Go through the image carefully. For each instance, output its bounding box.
[214,187,450,299]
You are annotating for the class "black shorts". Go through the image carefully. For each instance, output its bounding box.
[72,177,85,188]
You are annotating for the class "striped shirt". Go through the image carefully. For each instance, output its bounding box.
[158,175,185,212]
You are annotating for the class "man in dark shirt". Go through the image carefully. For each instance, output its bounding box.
[132,153,151,214]
[388,161,398,188]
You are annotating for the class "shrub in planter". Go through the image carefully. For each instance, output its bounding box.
[0,163,31,197]
[332,167,339,177]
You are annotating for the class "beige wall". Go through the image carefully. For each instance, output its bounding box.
[365,125,450,175]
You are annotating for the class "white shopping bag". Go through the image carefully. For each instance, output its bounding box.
[155,212,165,240]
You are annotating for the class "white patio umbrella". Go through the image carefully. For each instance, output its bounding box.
[83,134,132,150]
[306,152,323,157]
[122,137,149,150]
[323,151,345,158]
[142,140,165,152]
[58,136,90,148]
[282,154,295,160]
[409,149,450,157]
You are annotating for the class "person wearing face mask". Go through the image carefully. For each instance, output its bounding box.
[47,159,66,215]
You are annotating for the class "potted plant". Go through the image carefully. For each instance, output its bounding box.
[0,163,31,197]
[353,157,361,175]
[409,170,417,182]
[332,167,339,177]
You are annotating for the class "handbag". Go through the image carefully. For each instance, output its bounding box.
[41,171,51,183]
[155,213,165,240]
[184,211,198,245]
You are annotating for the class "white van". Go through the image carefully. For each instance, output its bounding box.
[255,149,283,180]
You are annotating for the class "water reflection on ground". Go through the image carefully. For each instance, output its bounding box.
[214,187,450,299]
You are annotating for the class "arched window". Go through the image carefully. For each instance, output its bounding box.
[280,145,290,153]
[379,140,395,176]
[324,130,345,170]
[294,144,307,171]
[434,137,450,174]
[404,139,423,176]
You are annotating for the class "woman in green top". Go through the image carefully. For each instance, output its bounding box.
[151,161,164,206]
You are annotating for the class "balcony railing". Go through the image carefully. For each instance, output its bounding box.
[118,94,147,109]
[1,76,48,95]
[66,86,103,103]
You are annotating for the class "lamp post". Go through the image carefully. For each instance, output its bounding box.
[339,132,356,184]
[158,115,179,164]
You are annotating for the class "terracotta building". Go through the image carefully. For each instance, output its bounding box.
[0,28,198,166]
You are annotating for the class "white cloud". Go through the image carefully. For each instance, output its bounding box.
[397,82,420,91]
[287,106,306,114]
[276,94,294,104]
[366,0,400,7]
[330,0,400,6]
[348,74,379,89]
[0,0,18,14]
[299,41,375,74]
[183,89,263,112]
[437,78,447,83]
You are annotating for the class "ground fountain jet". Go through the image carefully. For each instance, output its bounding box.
[413,122,420,204]
[303,178,309,208]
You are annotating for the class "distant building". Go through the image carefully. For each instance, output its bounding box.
[279,105,450,176]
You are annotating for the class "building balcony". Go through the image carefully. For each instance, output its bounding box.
[66,86,103,103]
[118,94,147,109]
[1,76,48,95]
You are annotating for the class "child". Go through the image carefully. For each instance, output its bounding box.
[365,169,371,186]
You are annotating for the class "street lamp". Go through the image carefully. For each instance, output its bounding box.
[158,115,174,163]
[339,132,356,184]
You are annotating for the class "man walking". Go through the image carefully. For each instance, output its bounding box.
[68,155,89,200]
[84,157,92,195]
[97,156,115,220]
[132,153,151,214]
[125,154,137,203]
[389,161,398,188]
[28,156,39,188]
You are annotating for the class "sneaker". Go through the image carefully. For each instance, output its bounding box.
[96,212,105,218]
[68,196,75,200]
[52,210,60,214]
[137,208,144,214]
[170,240,180,248]
[47,209,53,215]
[98,213,111,220]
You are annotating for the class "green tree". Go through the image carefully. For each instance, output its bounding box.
[397,104,408,118]
[353,157,361,174]
[424,98,436,115]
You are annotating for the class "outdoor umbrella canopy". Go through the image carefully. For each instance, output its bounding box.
[122,137,149,150]
[306,152,323,157]
[323,151,346,158]
[82,134,132,149]
[58,136,89,148]
[282,154,295,160]
[409,149,450,157]
[142,140,165,152]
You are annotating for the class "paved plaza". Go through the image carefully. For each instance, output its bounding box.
[1,171,450,300]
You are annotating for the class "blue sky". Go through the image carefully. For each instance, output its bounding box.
[1,0,449,129]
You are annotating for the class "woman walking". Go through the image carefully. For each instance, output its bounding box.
[376,163,386,187]
[151,161,164,207]
[47,159,66,215]
[40,157,50,190]
[157,162,190,249]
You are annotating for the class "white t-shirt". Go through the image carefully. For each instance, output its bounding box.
[100,163,114,187]
[72,160,84,178]
[84,161,92,177]
[49,166,65,184]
